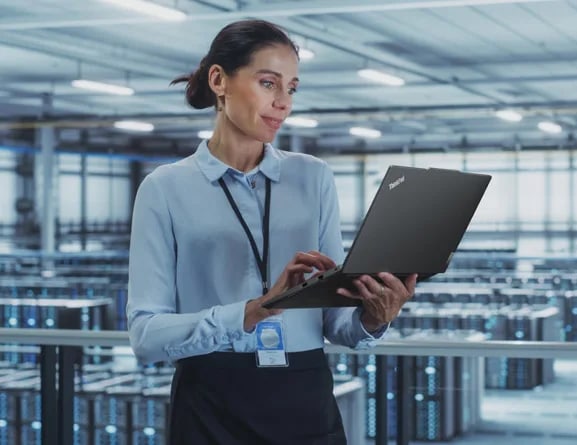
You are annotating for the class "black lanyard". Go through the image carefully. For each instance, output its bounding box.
[218,176,271,295]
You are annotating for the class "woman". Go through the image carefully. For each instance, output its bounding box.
[127,19,417,445]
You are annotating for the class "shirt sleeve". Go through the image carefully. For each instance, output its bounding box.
[126,173,253,365]
[317,163,389,349]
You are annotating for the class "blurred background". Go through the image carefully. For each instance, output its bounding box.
[1,1,577,444]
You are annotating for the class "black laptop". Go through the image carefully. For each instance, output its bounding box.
[262,165,491,309]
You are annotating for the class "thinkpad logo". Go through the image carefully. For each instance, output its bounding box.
[388,176,405,190]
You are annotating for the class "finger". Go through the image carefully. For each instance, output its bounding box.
[377,272,409,295]
[306,251,337,269]
[351,278,374,301]
[292,252,328,270]
[359,275,386,297]
[336,288,363,300]
[404,273,418,296]
[267,308,283,317]
[286,263,314,275]
[293,251,336,271]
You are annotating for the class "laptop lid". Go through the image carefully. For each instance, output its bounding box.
[262,165,491,309]
[342,165,491,279]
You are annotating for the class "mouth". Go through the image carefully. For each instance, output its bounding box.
[262,116,283,130]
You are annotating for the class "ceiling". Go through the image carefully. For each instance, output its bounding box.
[1,0,577,157]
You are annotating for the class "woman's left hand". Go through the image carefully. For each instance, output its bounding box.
[336,272,417,332]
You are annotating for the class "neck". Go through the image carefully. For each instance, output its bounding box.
[207,130,265,173]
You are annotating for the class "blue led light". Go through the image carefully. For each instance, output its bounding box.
[143,427,156,436]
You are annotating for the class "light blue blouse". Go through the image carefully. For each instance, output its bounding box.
[127,141,386,365]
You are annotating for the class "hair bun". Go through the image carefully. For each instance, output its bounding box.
[170,59,215,110]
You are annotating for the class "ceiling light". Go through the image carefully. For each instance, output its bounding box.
[71,79,134,96]
[298,48,315,61]
[349,127,382,139]
[357,68,405,87]
[99,0,187,21]
[113,120,154,132]
[197,130,213,139]
[495,109,523,122]
[285,117,318,128]
[538,121,562,134]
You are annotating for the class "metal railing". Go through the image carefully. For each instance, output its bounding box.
[2,328,577,445]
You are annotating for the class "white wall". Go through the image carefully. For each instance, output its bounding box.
[58,153,131,223]
[0,152,16,224]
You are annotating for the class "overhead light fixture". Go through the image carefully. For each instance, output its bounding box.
[298,48,315,61]
[285,117,318,128]
[349,126,382,139]
[538,121,562,134]
[358,68,405,87]
[495,109,523,122]
[113,120,154,132]
[197,130,213,139]
[99,0,187,21]
[71,79,134,96]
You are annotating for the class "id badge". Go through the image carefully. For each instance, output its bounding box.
[255,317,288,367]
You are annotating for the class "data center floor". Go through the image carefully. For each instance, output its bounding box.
[369,360,577,445]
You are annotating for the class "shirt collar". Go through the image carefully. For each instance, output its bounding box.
[194,140,281,183]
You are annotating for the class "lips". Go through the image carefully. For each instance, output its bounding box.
[262,116,283,130]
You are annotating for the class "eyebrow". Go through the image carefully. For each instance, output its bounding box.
[256,69,299,82]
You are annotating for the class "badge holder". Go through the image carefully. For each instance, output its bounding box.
[255,316,288,367]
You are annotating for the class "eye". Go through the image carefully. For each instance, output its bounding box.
[260,80,275,90]
[288,87,298,95]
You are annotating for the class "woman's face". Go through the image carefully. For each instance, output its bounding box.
[221,44,299,143]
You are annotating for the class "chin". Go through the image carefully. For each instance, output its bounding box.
[256,132,276,144]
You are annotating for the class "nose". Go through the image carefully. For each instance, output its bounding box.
[273,89,291,111]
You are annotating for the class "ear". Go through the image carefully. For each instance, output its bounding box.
[207,64,227,97]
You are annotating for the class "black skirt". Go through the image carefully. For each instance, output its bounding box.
[168,348,347,445]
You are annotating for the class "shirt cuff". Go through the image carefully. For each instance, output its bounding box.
[217,299,257,352]
[217,300,250,340]
[352,307,390,349]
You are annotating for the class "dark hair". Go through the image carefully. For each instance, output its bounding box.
[171,20,299,109]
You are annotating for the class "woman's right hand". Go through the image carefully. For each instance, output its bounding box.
[243,251,336,332]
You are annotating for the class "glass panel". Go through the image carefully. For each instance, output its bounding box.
[465,151,516,171]
[335,173,361,226]
[58,153,81,173]
[517,169,546,233]
[58,175,81,222]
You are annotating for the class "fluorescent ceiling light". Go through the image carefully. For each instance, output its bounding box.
[285,117,318,128]
[197,130,213,139]
[538,121,562,134]
[113,120,154,132]
[358,68,405,87]
[298,48,315,61]
[495,109,523,122]
[99,0,187,21]
[349,126,382,139]
[72,79,134,96]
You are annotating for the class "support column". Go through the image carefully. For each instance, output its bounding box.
[129,160,143,221]
[570,149,575,253]
[544,151,552,252]
[359,157,367,219]
[80,152,87,251]
[40,117,56,254]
